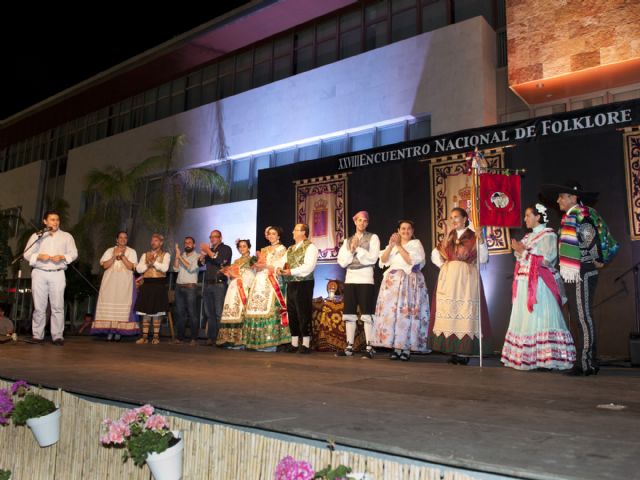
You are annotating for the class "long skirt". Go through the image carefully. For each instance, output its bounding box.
[428,260,492,355]
[241,271,291,350]
[372,269,430,352]
[501,277,576,370]
[91,269,139,336]
[217,277,249,346]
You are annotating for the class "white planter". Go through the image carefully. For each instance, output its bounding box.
[26,408,61,447]
[146,431,183,480]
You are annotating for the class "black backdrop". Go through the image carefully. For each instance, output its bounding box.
[257,101,639,356]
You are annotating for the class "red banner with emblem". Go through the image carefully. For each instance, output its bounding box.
[479,173,521,227]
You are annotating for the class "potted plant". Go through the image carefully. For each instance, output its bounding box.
[0,469,11,480]
[9,380,60,447]
[275,456,373,480]
[100,404,183,480]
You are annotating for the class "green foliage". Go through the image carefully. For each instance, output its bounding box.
[0,468,11,480]
[11,393,56,426]
[124,428,174,467]
[314,464,353,479]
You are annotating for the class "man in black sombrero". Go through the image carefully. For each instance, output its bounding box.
[542,180,618,376]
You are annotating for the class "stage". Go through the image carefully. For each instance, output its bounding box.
[1,337,638,480]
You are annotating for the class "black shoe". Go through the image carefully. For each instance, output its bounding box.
[399,352,410,361]
[335,345,354,357]
[52,339,64,346]
[564,366,585,376]
[286,344,299,353]
[298,345,311,354]
[390,351,400,360]
[29,337,45,345]
[361,349,374,359]
[114,334,121,342]
[457,356,470,365]
[447,355,459,364]
[585,366,600,376]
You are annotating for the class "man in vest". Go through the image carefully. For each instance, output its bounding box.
[336,211,380,359]
[135,233,171,344]
[278,223,318,354]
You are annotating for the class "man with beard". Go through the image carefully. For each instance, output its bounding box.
[135,234,171,344]
[173,236,200,345]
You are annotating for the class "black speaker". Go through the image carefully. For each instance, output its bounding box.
[630,333,640,366]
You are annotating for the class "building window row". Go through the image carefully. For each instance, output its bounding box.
[1,0,506,175]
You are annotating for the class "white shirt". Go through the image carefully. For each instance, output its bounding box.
[379,239,426,276]
[174,251,200,284]
[430,227,489,268]
[25,230,78,271]
[337,233,381,284]
[100,246,138,272]
[289,241,319,278]
[136,252,171,274]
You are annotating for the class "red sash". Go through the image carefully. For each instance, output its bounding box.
[236,279,247,306]
[267,271,288,326]
[512,254,562,312]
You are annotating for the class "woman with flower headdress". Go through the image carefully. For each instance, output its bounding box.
[501,204,576,371]
[216,239,257,348]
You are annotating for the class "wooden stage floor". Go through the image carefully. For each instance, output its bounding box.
[1,337,638,480]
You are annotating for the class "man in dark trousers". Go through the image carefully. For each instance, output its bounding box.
[199,230,232,346]
[544,180,618,376]
[278,224,318,354]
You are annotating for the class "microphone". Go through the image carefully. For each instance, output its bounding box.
[35,226,52,236]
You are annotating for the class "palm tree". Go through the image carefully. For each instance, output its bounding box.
[85,134,226,251]
[137,134,227,243]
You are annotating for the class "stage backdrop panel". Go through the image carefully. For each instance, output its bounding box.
[294,174,348,263]
[623,128,640,240]
[429,150,511,254]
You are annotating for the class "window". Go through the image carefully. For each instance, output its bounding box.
[218,58,234,99]
[275,148,296,167]
[422,0,449,32]
[171,78,186,115]
[273,36,292,81]
[340,11,362,59]
[294,27,314,74]
[365,0,389,51]
[409,116,431,140]
[186,70,203,110]
[454,0,494,27]
[349,130,375,151]
[235,51,253,94]
[202,64,218,104]
[316,19,338,67]
[156,82,172,119]
[391,0,417,42]
[321,137,347,157]
[143,89,157,124]
[378,123,406,146]
[251,153,272,197]
[253,44,272,87]
[230,157,251,202]
[298,143,321,162]
[213,162,231,204]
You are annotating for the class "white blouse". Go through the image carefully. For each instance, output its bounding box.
[379,239,426,275]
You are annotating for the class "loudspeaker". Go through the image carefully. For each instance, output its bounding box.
[630,333,640,366]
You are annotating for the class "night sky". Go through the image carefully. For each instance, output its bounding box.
[2,3,251,120]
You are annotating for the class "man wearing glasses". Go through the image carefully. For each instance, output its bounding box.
[199,230,232,346]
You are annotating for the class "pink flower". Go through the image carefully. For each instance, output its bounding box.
[119,409,138,425]
[11,380,29,396]
[274,456,315,480]
[144,414,168,431]
[136,404,154,417]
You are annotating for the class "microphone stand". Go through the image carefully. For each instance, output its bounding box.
[614,261,640,334]
[9,230,49,339]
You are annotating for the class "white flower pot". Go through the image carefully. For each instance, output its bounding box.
[146,431,183,480]
[26,408,61,447]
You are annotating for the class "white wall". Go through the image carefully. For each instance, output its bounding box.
[61,16,496,241]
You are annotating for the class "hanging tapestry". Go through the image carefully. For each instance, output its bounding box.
[295,173,348,262]
[623,129,640,240]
